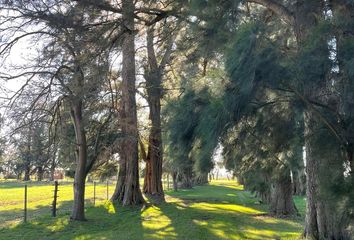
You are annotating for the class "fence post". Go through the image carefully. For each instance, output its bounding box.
[52,181,58,217]
[24,184,27,223]
[93,181,96,206]
[106,180,109,200]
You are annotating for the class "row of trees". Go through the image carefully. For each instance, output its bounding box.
[163,0,354,239]
[0,0,353,239]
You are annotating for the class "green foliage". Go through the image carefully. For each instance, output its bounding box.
[188,0,241,54]
[164,88,211,175]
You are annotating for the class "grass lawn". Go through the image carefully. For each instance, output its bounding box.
[0,180,305,239]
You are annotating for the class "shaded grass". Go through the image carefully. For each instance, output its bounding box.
[0,180,305,239]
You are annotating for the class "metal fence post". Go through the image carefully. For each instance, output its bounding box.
[52,181,58,217]
[106,180,109,200]
[24,184,27,223]
[93,181,96,206]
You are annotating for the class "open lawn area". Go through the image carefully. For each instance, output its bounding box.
[0,180,305,240]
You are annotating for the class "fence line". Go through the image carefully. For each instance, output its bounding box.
[1,177,172,226]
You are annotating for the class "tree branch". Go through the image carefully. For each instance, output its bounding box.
[247,0,295,25]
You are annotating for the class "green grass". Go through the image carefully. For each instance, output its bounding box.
[0,181,116,227]
[0,180,305,239]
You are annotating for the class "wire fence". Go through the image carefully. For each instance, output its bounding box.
[0,178,172,228]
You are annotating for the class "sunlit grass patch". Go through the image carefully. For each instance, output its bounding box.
[0,180,305,239]
[190,202,264,215]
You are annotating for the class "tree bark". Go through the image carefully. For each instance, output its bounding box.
[37,166,43,181]
[23,132,32,181]
[23,167,30,181]
[180,168,193,189]
[50,161,56,182]
[111,155,126,203]
[194,173,208,185]
[292,170,306,196]
[270,172,297,216]
[295,2,339,237]
[112,0,144,206]
[172,172,178,191]
[142,26,174,202]
[70,100,88,221]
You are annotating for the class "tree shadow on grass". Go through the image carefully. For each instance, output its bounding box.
[0,200,74,229]
[0,201,145,240]
[0,182,304,240]
[152,199,302,240]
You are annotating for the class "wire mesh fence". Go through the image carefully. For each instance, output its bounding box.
[0,181,115,227]
[0,177,173,228]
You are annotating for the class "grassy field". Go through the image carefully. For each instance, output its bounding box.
[0,181,116,227]
[0,180,305,240]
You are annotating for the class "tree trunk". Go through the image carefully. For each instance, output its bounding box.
[304,110,350,239]
[70,100,87,221]
[270,172,297,216]
[23,167,30,181]
[111,156,126,203]
[142,103,164,202]
[143,26,173,202]
[112,0,144,206]
[259,191,271,204]
[304,151,321,238]
[143,79,164,201]
[293,1,349,238]
[172,172,178,191]
[180,168,193,189]
[37,166,43,181]
[194,173,208,185]
[292,170,306,196]
[23,133,31,181]
[50,163,55,182]
[143,156,152,193]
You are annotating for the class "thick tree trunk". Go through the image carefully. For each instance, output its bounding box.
[70,101,87,221]
[259,191,271,204]
[143,27,173,202]
[270,172,297,216]
[111,157,126,203]
[142,103,164,202]
[304,110,350,239]
[292,1,349,238]
[112,0,144,206]
[292,170,306,196]
[143,86,164,201]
